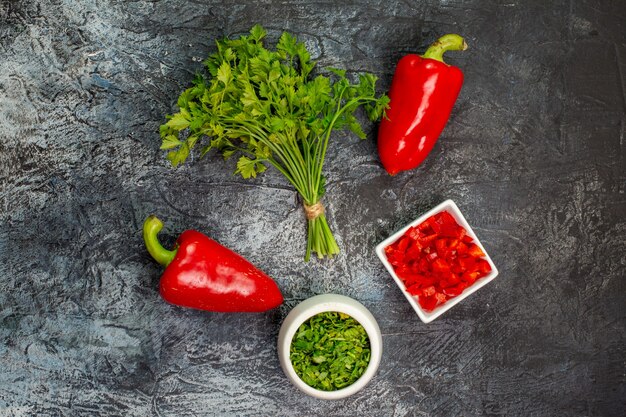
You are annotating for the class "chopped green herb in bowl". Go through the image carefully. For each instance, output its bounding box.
[278,294,382,399]
[290,311,371,391]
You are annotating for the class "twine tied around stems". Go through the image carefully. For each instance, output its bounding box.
[303,201,325,220]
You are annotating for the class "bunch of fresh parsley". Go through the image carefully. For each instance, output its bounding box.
[290,312,371,391]
[160,25,389,260]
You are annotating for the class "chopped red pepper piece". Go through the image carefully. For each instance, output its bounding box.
[435,238,448,257]
[456,241,468,255]
[422,285,436,297]
[394,266,411,281]
[458,256,476,272]
[468,243,485,258]
[406,243,422,261]
[447,273,461,285]
[427,217,442,234]
[406,283,423,296]
[397,236,410,253]
[436,211,456,225]
[426,251,438,262]
[417,258,430,273]
[462,271,481,284]
[408,227,421,241]
[417,234,437,248]
[476,259,492,274]
[443,284,464,297]
[439,279,454,288]
[435,292,447,303]
[419,295,438,311]
[432,258,450,273]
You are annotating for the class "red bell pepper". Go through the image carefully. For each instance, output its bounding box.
[378,34,467,175]
[143,215,283,312]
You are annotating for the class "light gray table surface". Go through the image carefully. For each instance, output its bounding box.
[1,1,624,416]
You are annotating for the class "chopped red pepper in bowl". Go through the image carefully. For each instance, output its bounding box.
[376,200,498,323]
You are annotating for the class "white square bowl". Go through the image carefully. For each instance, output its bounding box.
[375,200,499,323]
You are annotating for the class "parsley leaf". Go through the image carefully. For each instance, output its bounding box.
[235,155,267,179]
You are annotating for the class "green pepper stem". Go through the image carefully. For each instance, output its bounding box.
[422,34,467,63]
[143,215,177,266]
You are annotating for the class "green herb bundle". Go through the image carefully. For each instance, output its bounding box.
[290,312,371,391]
[160,25,389,261]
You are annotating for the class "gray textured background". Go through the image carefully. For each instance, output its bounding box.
[1,0,625,416]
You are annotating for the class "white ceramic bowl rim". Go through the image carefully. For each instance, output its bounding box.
[277,294,382,400]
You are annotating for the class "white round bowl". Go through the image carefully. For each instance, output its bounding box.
[277,294,383,400]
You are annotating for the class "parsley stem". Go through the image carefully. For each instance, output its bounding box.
[227,120,310,197]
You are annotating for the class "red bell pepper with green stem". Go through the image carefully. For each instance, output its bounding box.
[378,34,467,175]
[143,215,283,312]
